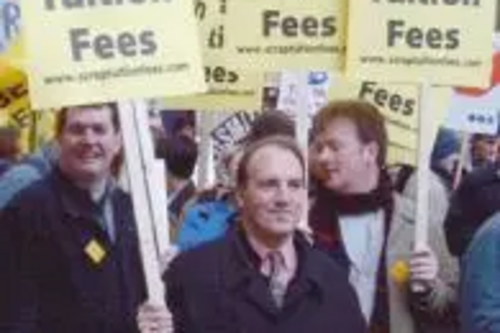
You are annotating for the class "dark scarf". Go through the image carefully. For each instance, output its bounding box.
[309,171,394,333]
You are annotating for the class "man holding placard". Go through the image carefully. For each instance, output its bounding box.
[309,100,458,333]
[0,103,171,333]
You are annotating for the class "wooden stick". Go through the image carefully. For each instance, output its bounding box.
[453,132,469,190]
[295,71,310,231]
[133,104,170,254]
[119,101,165,306]
[415,82,432,250]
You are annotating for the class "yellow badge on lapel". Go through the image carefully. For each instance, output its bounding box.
[84,239,106,265]
[390,260,410,285]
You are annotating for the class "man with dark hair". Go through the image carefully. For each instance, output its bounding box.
[164,135,366,333]
[469,133,500,169]
[444,165,500,258]
[0,103,168,333]
[309,100,458,333]
[156,135,198,231]
[172,112,196,140]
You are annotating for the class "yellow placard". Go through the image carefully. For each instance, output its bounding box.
[162,70,263,110]
[21,0,206,109]
[346,1,495,87]
[0,64,57,153]
[163,0,262,111]
[223,0,347,71]
[0,63,31,153]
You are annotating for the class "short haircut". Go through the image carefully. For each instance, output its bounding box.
[157,135,198,179]
[236,135,305,189]
[172,111,195,137]
[55,103,119,137]
[240,110,295,145]
[312,99,388,167]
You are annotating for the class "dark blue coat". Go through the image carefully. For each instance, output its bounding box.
[165,227,367,333]
[444,166,500,257]
[0,168,146,333]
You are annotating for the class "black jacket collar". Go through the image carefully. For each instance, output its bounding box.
[221,226,326,315]
[51,167,110,221]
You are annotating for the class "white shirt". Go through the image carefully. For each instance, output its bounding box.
[339,210,385,323]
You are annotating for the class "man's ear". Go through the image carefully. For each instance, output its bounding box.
[235,188,245,210]
[113,132,123,155]
[363,142,379,166]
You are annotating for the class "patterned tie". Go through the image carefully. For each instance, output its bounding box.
[268,251,287,308]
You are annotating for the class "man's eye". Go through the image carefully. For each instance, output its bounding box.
[93,125,107,135]
[289,180,303,189]
[259,180,277,189]
[68,124,85,134]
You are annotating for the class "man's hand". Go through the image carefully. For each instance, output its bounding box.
[136,302,173,333]
[409,244,439,291]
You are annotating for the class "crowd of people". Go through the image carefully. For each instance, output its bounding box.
[0,100,500,332]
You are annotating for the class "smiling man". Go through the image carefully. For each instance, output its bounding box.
[0,103,153,333]
[164,135,366,333]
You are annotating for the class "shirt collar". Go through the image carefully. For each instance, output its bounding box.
[246,231,297,276]
[53,167,113,219]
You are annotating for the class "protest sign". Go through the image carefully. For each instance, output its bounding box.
[346,0,495,86]
[22,0,206,108]
[162,0,263,111]
[224,0,347,70]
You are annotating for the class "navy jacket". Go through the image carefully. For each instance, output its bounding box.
[165,227,367,333]
[461,212,500,332]
[444,166,500,257]
[0,168,146,333]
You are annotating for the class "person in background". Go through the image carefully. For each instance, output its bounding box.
[309,100,458,333]
[156,135,198,239]
[444,164,500,258]
[430,128,462,193]
[172,112,196,140]
[469,133,500,170]
[0,126,21,176]
[460,211,500,332]
[0,140,58,211]
[163,136,367,333]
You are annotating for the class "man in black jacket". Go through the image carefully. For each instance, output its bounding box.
[444,165,500,258]
[0,104,160,333]
[164,136,366,333]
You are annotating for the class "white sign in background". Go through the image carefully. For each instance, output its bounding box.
[277,71,331,118]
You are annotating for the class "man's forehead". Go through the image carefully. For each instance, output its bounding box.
[247,146,304,175]
[66,106,113,123]
[316,118,361,141]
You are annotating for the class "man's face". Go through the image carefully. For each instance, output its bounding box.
[239,145,306,238]
[58,106,122,184]
[311,117,378,194]
[472,136,500,165]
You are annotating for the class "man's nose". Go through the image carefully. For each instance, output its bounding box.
[316,146,333,163]
[274,185,292,206]
[81,128,98,144]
